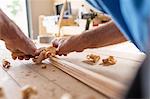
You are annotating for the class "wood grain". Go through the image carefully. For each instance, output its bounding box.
[0,42,107,99]
[24,60,107,99]
[0,68,21,99]
[48,49,145,98]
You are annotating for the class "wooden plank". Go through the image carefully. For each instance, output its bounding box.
[23,60,107,99]
[59,51,143,85]
[0,48,68,99]
[0,46,21,99]
[0,42,107,99]
[86,48,145,62]
[0,68,21,99]
[50,57,126,98]
[34,41,145,98]
[0,41,145,98]
[48,49,145,98]
[6,59,68,99]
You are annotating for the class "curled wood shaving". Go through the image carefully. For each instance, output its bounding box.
[0,87,4,98]
[22,85,37,99]
[101,56,116,66]
[33,46,56,64]
[41,64,47,69]
[45,46,56,57]
[2,59,11,69]
[86,54,100,63]
[32,51,46,64]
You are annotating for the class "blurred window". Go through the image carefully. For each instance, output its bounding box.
[0,0,28,36]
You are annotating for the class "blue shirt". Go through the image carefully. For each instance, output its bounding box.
[86,0,150,52]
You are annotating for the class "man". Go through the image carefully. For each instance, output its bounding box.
[52,0,150,98]
[0,0,149,98]
[0,9,37,59]
[52,0,150,55]
[52,20,126,56]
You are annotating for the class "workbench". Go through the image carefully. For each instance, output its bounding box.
[0,41,145,99]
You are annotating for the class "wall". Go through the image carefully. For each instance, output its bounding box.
[29,0,54,39]
[29,0,95,39]
[53,0,92,17]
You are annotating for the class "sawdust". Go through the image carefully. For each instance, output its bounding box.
[22,85,37,99]
[2,59,11,69]
[83,54,117,66]
[0,87,4,98]
[100,56,117,66]
[41,64,47,69]
[32,46,56,64]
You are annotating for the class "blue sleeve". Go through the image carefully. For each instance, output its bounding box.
[86,0,150,52]
[86,0,106,13]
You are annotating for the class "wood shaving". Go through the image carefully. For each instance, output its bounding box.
[41,64,47,69]
[100,56,116,66]
[0,87,4,98]
[32,51,46,64]
[86,54,100,63]
[2,59,11,69]
[22,85,37,99]
[33,46,56,64]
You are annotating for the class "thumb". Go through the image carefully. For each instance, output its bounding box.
[18,41,37,56]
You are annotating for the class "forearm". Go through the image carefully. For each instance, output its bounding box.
[0,9,36,55]
[0,9,25,42]
[81,21,127,48]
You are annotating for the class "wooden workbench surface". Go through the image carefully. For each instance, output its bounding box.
[0,41,107,99]
[0,41,145,99]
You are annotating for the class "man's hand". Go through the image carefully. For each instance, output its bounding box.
[52,35,89,56]
[4,32,36,56]
[52,21,127,56]
[5,37,37,60]
[0,9,37,59]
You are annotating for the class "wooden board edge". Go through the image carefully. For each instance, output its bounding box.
[49,57,127,98]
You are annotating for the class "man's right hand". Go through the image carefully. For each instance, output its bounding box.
[52,35,89,56]
[52,21,127,56]
[4,29,37,56]
[0,9,37,60]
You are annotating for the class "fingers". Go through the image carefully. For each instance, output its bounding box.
[11,46,46,61]
[11,50,34,60]
[52,38,66,48]
[35,47,45,56]
[52,38,68,56]
[12,55,32,60]
[54,39,85,56]
[24,55,31,60]
[52,37,78,56]
[35,35,85,57]
[18,56,24,60]
[56,45,72,56]
[18,39,37,56]
[52,38,59,48]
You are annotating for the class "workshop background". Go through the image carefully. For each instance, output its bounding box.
[0,0,145,99]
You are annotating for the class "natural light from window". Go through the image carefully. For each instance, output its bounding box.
[0,0,28,36]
